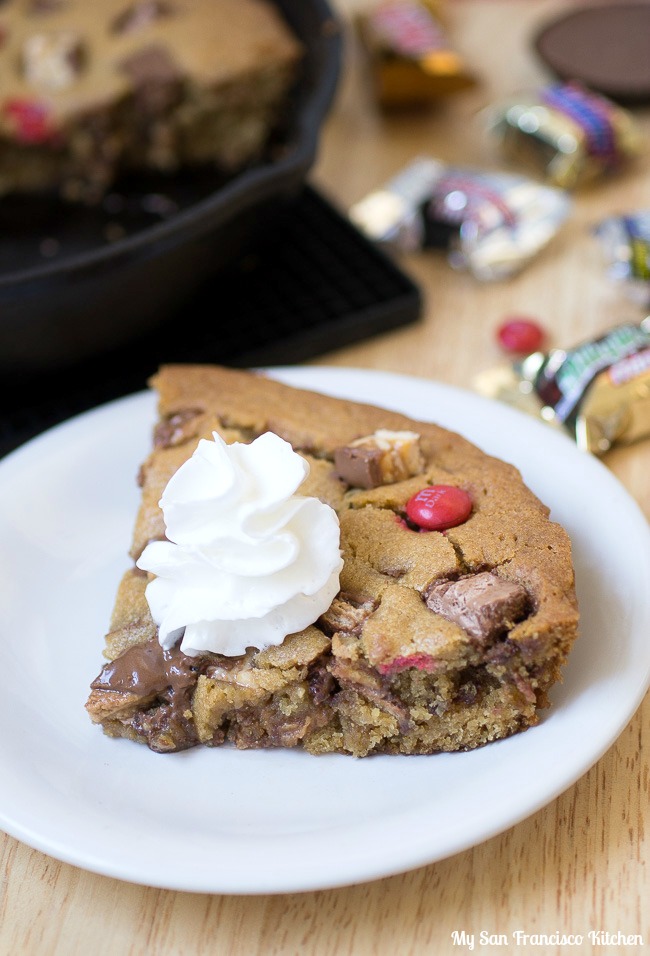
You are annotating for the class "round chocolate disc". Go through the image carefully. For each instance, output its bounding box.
[534,3,650,103]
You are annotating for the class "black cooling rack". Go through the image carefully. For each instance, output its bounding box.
[0,185,421,458]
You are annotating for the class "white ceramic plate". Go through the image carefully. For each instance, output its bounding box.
[1,367,649,894]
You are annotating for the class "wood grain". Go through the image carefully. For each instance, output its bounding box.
[2,2,649,953]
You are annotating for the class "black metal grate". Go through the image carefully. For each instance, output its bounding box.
[0,186,421,457]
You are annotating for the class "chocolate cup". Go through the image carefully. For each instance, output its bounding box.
[534,2,650,104]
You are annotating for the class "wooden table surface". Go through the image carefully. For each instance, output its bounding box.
[2,2,649,953]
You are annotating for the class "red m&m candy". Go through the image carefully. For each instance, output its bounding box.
[405,485,472,531]
[496,316,545,355]
[3,98,52,145]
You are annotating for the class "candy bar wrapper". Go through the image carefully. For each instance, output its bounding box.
[357,0,476,107]
[349,157,571,280]
[489,82,642,189]
[475,320,650,454]
[595,213,650,307]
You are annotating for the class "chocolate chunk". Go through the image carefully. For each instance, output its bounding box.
[90,637,210,752]
[112,1,175,36]
[27,0,66,13]
[118,45,181,114]
[334,429,424,488]
[329,657,412,733]
[334,444,384,489]
[426,571,529,642]
[319,594,377,636]
[153,407,202,447]
[308,661,335,706]
[91,637,197,698]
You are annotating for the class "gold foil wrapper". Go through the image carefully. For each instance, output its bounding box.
[577,349,650,453]
[489,84,641,189]
[358,0,476,107]
[474,361,564,430]
[475,321,650,454]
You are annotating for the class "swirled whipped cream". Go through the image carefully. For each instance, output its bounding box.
[136,431,343,657]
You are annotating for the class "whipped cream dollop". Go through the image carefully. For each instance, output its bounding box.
[136,431,343,657]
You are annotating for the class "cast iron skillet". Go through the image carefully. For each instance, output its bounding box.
[0,0,342,372]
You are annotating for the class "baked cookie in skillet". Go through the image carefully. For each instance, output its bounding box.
[0,0,301,199]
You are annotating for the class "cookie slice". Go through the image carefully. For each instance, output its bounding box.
[86,365,579,756]
[0,0,302,199]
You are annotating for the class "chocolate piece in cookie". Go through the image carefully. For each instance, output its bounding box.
[89,637,207,752]
[111,0,174,36]
[334,429,424,488]
[118,45,181,114]
[28,0,66,14]
[425,571,530,643]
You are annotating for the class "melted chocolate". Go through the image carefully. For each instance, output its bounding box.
[91,637,194,695]
[91,638,209,752]
[153,407,202,448]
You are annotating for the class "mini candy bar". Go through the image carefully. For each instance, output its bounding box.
[489,82,641,189]
[357,0,476,107]
[595,213,650,307]
[426,572,529,643]
[349,157,570,280]
[334,429,424,489]
[349,157,445,252]
[475,319,650,454]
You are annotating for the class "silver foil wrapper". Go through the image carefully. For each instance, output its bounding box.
[596,213,650,308]
[349,157,571,280]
